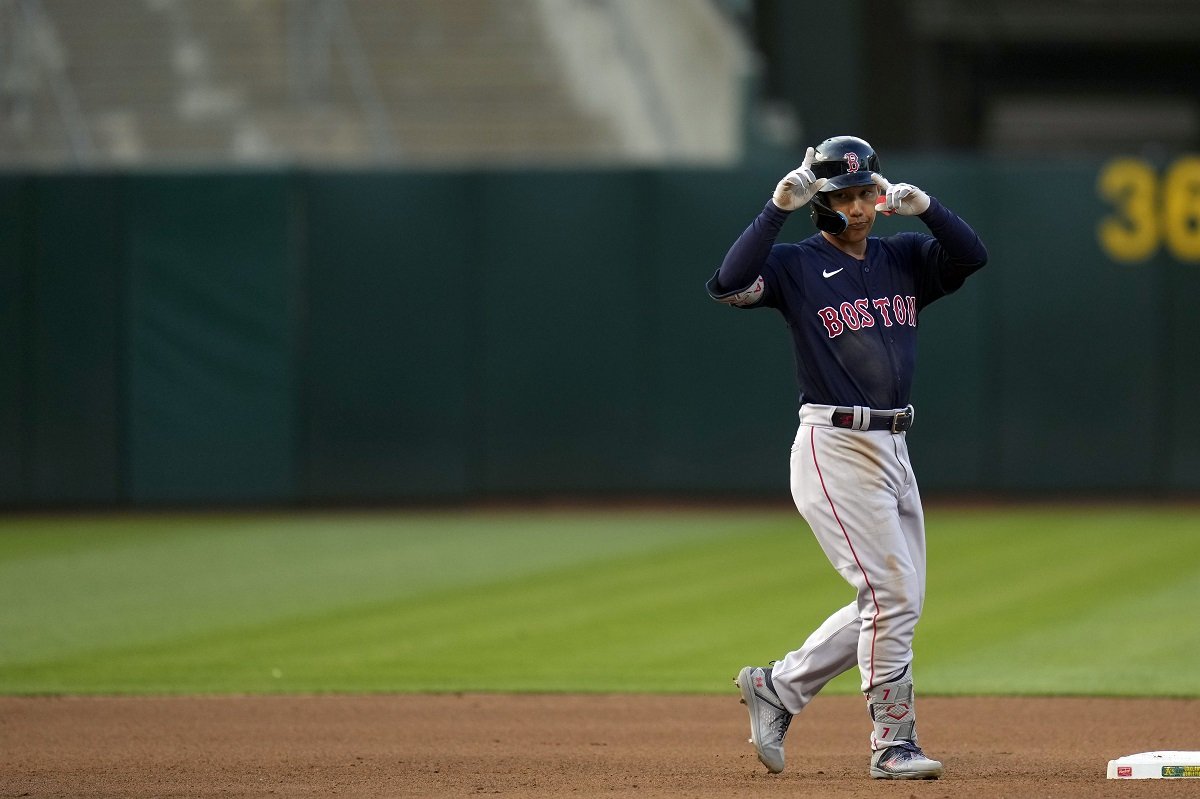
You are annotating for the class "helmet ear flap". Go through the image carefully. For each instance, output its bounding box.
[810,194,848,234]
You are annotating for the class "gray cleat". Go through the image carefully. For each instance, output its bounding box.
[735,665,792,774]
[869,742,944,779]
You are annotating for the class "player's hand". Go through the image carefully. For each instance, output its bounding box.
[872,174,931,216]
[771,147,828,211]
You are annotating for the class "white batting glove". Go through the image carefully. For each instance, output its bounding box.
[771,147,828,211]
[872,174,931,216]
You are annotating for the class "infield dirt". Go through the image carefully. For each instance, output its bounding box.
[3,693,1198,797]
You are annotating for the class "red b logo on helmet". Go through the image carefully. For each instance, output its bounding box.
[845,152,861,173]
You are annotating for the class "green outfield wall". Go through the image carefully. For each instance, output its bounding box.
[2,156,1198,506]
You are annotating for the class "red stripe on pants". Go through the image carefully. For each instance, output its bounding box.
[809,426,882,689]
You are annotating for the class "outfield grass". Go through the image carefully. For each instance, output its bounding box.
[0,505,1196,696]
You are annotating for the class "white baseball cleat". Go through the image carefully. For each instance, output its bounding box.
[735,665,792,774]
[869,742,944,779]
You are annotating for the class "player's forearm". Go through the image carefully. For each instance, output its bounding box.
[715,201,790,292]
[918,199,988,269]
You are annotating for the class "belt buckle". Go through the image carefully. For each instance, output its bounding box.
[890,410,910,434]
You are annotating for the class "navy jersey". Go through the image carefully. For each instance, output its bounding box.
[707,198,987,409]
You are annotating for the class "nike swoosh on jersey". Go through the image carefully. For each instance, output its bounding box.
[822,268,844,278]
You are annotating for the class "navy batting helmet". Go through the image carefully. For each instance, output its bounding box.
[809,136,880,234]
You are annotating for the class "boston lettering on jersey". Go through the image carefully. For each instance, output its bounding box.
[708,198,987,409]
[817,295,917,338]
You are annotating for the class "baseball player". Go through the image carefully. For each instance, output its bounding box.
[707,136,987,780]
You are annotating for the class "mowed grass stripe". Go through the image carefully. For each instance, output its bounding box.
[0,507,1197,696]
[0,511,769,668]
[0,515,834,694]
[919,507,1200,695]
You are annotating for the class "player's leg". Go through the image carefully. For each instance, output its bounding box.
[737,603,859,773]
[793,423,940,778]
[734,423,859,774]
[768,423,869,711]
[768,601,859,712]
[864,437,941,778]
[791,424,920,693]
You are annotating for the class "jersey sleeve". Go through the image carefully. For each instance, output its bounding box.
[706,270,768,307]
[707,201,790,309]
[911,198,988,308]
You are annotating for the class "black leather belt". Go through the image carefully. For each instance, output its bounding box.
[831,408,913,433]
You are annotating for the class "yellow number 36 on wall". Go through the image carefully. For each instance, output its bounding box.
[1097,156,1200,263]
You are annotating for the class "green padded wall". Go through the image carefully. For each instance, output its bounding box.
[301,172,473,501]
[27,176,124,503]
[0,177,30,503]
[474,171,656,494]
[123,173,297,504]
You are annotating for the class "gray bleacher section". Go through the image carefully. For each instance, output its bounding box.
[0,0,656,166]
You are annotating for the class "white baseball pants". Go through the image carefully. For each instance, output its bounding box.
[770,404,927,715]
